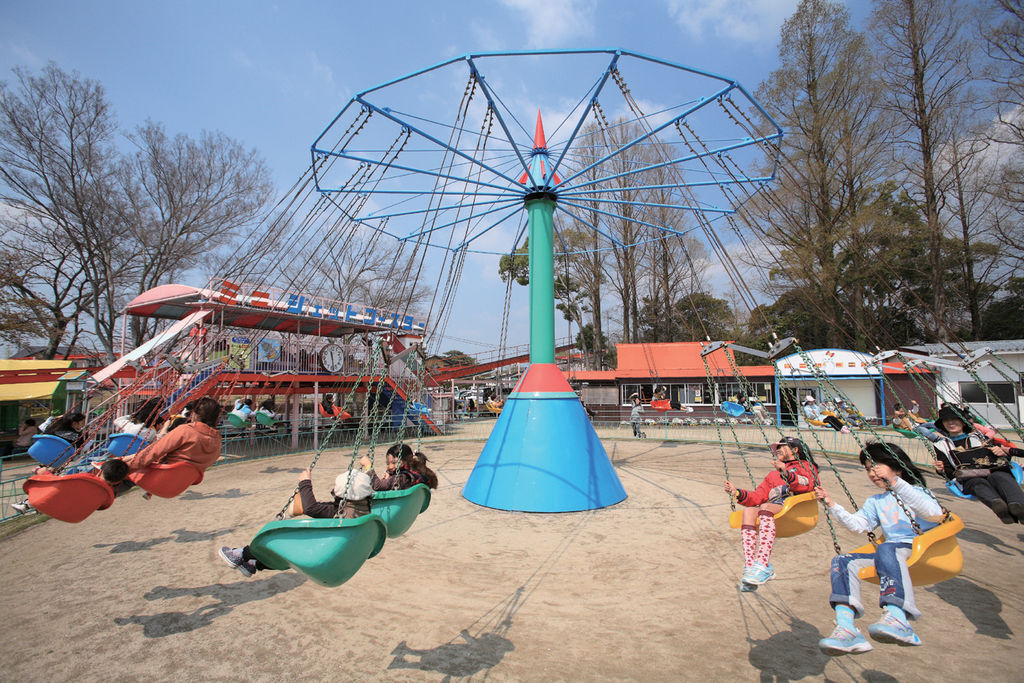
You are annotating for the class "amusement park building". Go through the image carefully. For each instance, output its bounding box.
[567,343,932,426]
[902,340,1024,428]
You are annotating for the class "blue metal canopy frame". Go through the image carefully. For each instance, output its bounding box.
[308,48,783,257]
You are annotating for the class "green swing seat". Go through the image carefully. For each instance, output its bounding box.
[371,484,431,538]
[248,515,387,587]
[227,413,248,429]
[254,412,277,428]
[893,427,919,438]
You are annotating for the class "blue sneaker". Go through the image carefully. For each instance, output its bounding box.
[818,625,873,656]
[218,546,254,578]
[868,613,922,646]
[745,563,775,586]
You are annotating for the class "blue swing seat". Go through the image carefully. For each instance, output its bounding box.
[371,484,431,538]
[720,401,747,418]
[248,514,387,587]
[27,435,76,467]
[105,433,148,458]
[945,461,1024,500]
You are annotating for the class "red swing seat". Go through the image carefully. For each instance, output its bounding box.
[23,472,116,523]
[650,399,671,412]
[318,403,342,418]
[128,461,204,498]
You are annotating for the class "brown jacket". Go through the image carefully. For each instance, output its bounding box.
[128,422,222,473]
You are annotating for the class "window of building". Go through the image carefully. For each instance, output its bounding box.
[622,384,654,404]
[959,381,1015,404]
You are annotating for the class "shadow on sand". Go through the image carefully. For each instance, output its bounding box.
[114,573,305,637]
[926,576,1012,639]
[747,617,829,682]
[258,466,306,475]
[93,527,236,553]
[179,488,247,500]
[388,629,514,680]
[956,526,1024,557]
[387,511,598,679]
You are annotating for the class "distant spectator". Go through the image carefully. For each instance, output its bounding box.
[1,418,38,457]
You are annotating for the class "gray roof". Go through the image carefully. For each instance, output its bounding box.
[902,340,1024,356]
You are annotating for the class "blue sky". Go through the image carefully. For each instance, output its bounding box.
[0,0,865,356]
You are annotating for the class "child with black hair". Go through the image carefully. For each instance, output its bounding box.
[112,397,163,443]
[725,436,818,588]
[930,405,1024,523]
[11,459,132,514]
[815,442,944,656]
[361,443,437,490]
[411,451,439,489]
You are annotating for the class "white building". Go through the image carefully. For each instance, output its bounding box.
[902,340,1024,428]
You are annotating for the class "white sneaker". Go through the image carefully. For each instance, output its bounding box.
[10,500,33,514]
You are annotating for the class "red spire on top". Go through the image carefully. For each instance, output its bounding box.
[533,109,547,150]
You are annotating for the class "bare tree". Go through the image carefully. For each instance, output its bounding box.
[0,63,122,358]
[982,0,1024,147]
[120,121,275,346]
[870,0,978,338]
[0,63,279,355]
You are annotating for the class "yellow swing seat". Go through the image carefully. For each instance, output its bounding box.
[850,513,964,586]
[729,492,819,538]
[806,419,828,427]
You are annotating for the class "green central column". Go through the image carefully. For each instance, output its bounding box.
[526,196,556,364]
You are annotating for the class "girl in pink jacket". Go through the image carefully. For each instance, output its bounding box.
[725,436,819,589]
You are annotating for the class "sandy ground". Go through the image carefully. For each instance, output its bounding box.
[0,437,1021,682]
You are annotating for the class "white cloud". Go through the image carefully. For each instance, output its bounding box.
[469,21,504,52]
[231,49,253,69]
[665,0,798,45]
[7,43,42,68]
[499,0,597,48]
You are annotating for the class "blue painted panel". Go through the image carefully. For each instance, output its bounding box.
[463,396,626,512]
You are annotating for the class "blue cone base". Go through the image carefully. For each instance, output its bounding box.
[462,395,627,512]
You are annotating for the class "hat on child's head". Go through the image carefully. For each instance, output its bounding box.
[333,469,373,500]
[934,405,972,434]
[805,394,816,403]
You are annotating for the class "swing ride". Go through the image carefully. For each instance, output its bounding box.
[19,49,1023,603]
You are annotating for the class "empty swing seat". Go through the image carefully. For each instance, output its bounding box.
[128,461,204,498]
[729,492,819,538]
[946,461,1023,501]
[23,472,115,523]
[106,433,148,458]
[851,513,964,586]
[248,515,387,587]
[371,484,431,538]
[720,401,746,417]
[27,435,76,467]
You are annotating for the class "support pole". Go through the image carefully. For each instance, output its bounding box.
[526,196,556,364]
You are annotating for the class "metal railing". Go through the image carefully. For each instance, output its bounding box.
[0,412,938,524]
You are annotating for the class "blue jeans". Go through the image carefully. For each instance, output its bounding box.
[829,542,918,620]
[914,422,942,442]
